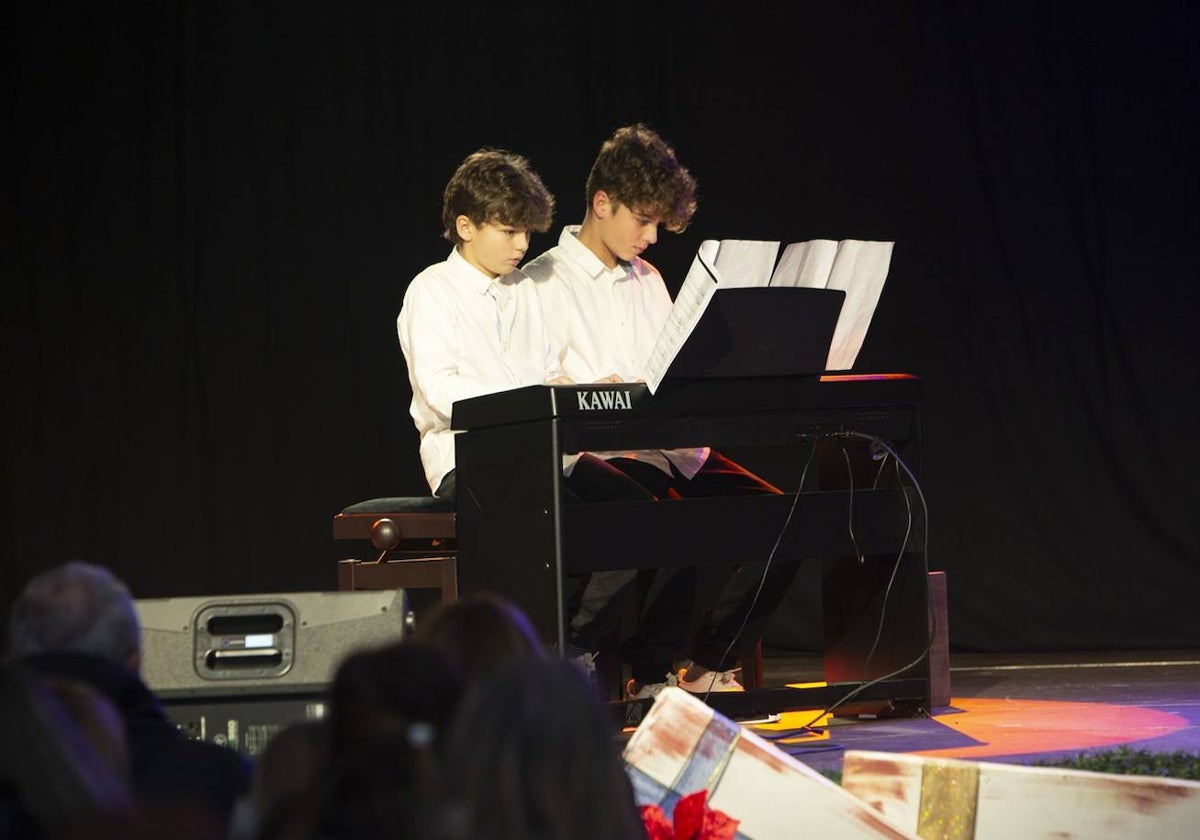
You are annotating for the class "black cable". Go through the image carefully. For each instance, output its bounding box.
[779,743,846,758]
[837,440,866,565]
[791,432,932,731]
[698,439,819,704]
[870,445,891,489]
[695,430,932,724]
[755,726,824,741]
[858,457,913,682]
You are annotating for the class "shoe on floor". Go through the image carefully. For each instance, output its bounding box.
[678,668,743,693]
[626,672,679,701]
[569,651,598,682]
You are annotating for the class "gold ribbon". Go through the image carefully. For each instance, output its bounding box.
[916,762,980,840]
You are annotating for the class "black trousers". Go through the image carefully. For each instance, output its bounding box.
[565,452,802,683]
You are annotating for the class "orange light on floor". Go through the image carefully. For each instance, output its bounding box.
[917,697,1190,760]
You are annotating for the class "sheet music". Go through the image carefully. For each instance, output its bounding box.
[643,240,720,393]
[771,239,839,288]
[770,238,893,370]
[824,240,892,370]
[644,236,893,389]
[712,239,780,288]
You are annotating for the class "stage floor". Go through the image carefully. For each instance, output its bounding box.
[754,648,1200,774]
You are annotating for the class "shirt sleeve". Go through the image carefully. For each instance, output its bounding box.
[541,317,565,383]
[397,278,498,424]
[531,267,571,372]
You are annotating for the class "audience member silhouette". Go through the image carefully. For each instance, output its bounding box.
[239,595,546,839]
[415,592,545,682]
[325,639,465,754]
[233,720,329,840]
[261,640,467,840]
[0,663,132,838]
[39,673,132,780]
[438,656,644,840]
[7,561,250,830]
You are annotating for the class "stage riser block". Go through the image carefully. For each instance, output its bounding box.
[842,750,1200,839]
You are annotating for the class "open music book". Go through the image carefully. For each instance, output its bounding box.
[643,238,894,393]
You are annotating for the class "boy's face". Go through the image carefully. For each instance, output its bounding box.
[456,216,531,279]
[592,192,660,265]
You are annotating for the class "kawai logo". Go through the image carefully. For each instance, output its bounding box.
[576,389,633,411]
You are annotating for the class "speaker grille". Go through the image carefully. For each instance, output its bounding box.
[136,589,407,697]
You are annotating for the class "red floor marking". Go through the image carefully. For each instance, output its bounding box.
[916,697,1190,760]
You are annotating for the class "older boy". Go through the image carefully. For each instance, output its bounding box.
[397,149,565,500]
[524,125,800,699]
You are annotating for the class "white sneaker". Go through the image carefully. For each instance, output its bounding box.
[678,668,744,693]
[570,651,599,683]
[625,672,679,701]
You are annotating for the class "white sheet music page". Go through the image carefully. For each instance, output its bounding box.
[643,236,893,388]
[823,240,893,371]
[711,239,780,288]
[769,238,893,369]
[771,239,839,288]
[643,240,720,393]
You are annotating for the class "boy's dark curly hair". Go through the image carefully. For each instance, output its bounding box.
[584,124,697,233]
[442,149,555,244]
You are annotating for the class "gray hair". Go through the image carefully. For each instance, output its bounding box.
[8,562,141,665]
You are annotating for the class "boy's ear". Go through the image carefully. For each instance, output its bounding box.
[591,190,612,219]
[456,214,476,241]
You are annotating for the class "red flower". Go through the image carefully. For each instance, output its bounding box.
[640,790,740,840]
[640,804,676,840]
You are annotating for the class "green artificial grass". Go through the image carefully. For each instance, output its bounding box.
[1035,747,1200,780]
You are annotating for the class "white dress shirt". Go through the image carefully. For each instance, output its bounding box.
[397,247,562,493]
[524,225,709,478]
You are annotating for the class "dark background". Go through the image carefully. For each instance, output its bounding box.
[4,2,1198,652]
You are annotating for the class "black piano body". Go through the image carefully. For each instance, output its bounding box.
[451,374,930,717]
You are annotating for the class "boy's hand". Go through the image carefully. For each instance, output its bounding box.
[546,375,574,385]
[594,373,625,383]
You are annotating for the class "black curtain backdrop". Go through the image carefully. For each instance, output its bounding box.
[4,2,1198,651]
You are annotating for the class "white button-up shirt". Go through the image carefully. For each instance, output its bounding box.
[525,226,708,478]
[397,247,562,493]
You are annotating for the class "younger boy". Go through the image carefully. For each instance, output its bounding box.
[524,125,799,698]
[397,149,564,500]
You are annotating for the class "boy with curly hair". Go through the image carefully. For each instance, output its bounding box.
[525,125,797,699]
[398,149,566,500]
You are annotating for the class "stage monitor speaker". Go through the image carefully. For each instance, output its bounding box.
[135,589,408,700]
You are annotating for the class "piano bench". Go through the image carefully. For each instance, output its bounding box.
[333,497,458,606]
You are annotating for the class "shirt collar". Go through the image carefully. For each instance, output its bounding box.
[558,225,632,282]
[446,246,517,297]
